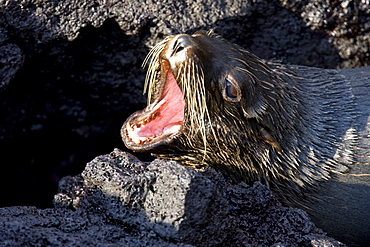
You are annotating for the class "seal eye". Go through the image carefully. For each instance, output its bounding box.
[226,80,238,98]
[223,78,241,102]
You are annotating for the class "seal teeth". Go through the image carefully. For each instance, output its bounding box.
[153,111,161,119]
[134,111,161,129]
[128,135,159,145]
[124,97,176,146]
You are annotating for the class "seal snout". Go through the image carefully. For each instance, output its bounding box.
[165,34,194,74]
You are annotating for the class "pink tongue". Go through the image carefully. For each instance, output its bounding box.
[137,70,184,137]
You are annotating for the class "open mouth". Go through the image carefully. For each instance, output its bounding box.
[122,60,185,150]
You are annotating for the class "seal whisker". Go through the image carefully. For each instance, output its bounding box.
[143,37,170,103]
[193,60,208,153]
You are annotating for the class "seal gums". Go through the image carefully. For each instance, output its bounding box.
[124,60,185,147]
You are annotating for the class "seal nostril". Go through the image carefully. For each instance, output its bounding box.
[174,44,184,54]
[172,35,192,55]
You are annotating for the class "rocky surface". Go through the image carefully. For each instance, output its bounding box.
[0,149,345,246]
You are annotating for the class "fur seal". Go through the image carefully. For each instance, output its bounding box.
[121,31,370,246]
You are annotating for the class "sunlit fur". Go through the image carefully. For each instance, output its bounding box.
[142,37,171,104]
[142,37,216,158]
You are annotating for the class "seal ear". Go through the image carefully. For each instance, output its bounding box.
[258,126,282,152]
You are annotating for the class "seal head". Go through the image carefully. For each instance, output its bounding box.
[122,31,309,192]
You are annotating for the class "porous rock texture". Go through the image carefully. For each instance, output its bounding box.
[0,149,345,246]
[0,0,369,245]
